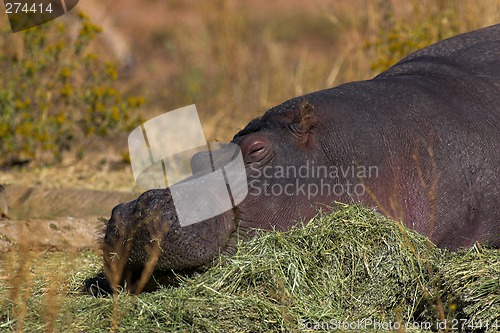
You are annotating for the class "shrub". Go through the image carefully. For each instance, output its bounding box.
[0,12,143,164]
[364,0,483,74]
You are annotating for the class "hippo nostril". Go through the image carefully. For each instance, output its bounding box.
[111,203,124,219]
[129,189,179,227]
[110,198,137,220]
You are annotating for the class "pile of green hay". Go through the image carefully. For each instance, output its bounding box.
[441,245,499,325]
[1,204,498,332]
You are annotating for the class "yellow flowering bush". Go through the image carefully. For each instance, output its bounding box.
[365,2,463,74]
[0,12,143,163]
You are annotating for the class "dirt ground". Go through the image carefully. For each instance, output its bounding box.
[0,136,140,251]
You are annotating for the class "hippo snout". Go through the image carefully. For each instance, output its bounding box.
[101,187,238,293]
[133,189,174,220]
[104,189,178,264]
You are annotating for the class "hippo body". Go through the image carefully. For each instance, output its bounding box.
[100,25,499,293]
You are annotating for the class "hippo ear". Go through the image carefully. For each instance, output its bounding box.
[292,100,316,137]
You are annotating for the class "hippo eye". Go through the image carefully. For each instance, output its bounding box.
[249,144,265,157]
[246,141,267,162]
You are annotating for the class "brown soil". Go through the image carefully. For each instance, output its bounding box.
[0,216,105,252]
[0,185,138,252]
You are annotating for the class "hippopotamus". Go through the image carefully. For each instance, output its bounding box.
[95,24,499,294]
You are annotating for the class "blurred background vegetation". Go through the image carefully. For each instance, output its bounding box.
[0,0,498,167]
[0,12,143,164]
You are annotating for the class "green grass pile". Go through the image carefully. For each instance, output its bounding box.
[440,245,499,327]
[0,204,498,332]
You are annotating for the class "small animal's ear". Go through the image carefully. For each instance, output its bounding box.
[292,100,316,137]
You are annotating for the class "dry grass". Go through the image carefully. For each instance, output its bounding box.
[1,205,498,332]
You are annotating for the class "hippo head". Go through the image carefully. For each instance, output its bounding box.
[102,100,340,293]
